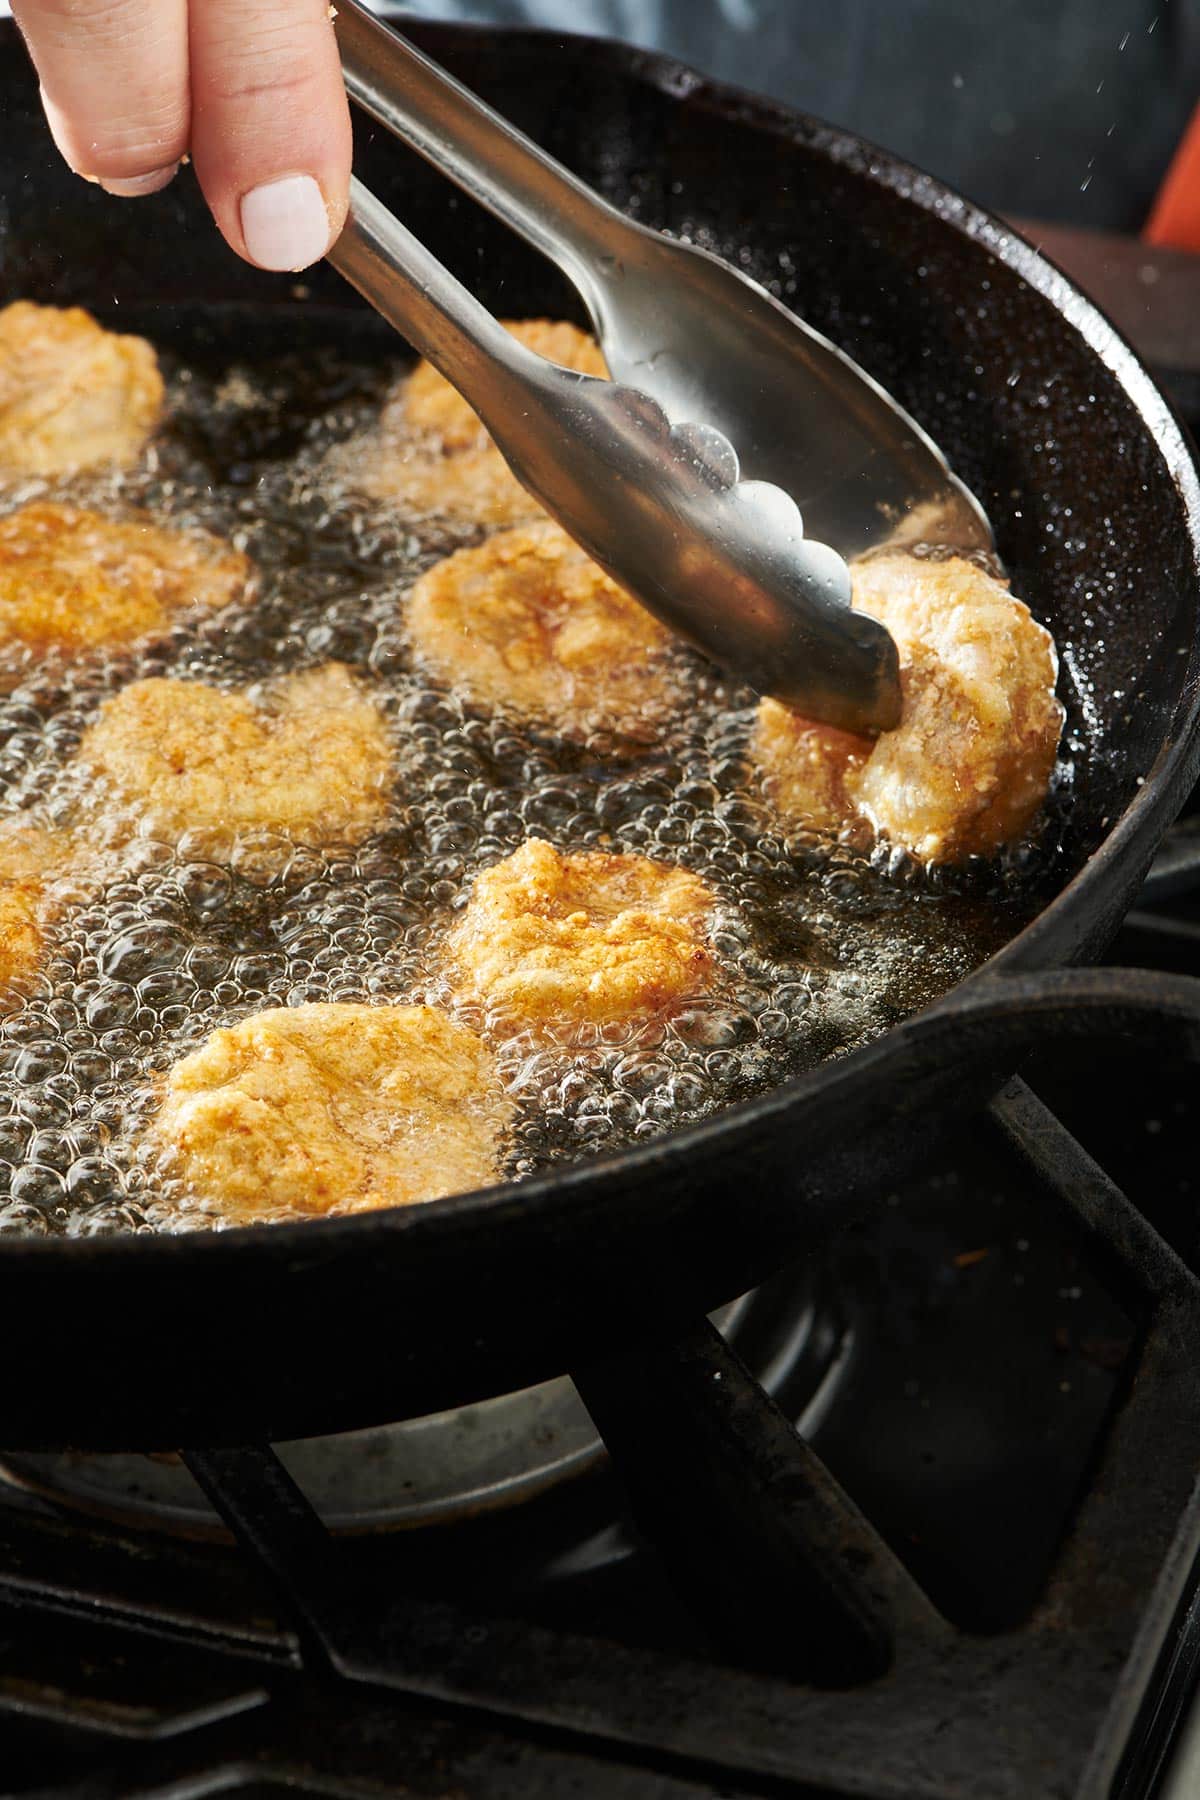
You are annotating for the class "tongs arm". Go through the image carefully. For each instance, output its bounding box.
[330,177,531,439]
[327,7,903,736]
[335,0,627,311]
[330,185,900,737]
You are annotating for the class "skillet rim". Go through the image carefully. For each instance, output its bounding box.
[2,21,1200,1269]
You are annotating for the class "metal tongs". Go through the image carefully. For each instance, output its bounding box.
[327,0,992,735]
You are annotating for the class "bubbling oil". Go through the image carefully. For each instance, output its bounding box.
[0,330,1062,1235]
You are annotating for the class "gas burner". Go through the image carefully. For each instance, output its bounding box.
[0,1266,849,1537]
[0,1378,604,1537]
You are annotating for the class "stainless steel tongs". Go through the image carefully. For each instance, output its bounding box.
[327,0,992,736]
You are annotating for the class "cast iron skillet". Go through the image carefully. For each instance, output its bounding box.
[0,22,1199,1450]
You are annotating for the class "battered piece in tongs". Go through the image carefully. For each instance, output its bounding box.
[327,0,993,737]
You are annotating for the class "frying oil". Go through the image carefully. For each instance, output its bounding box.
[0,335,1065,1235]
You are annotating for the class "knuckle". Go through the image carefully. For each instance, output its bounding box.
[212,70,317,109]
[208,56,327,111]
[201,8,337,110]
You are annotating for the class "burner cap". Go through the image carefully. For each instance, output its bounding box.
[0,1265,849,1536]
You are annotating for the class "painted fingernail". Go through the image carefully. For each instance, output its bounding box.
[98,164,179,198]
[240,174,331,272]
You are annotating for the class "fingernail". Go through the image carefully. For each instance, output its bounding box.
[240,174,331,272]
[98,164,179,198]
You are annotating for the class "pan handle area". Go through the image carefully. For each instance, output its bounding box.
[867,964,1200,1086]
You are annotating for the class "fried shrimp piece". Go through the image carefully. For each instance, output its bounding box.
[850,556,1064,859]
[363,319,607,525]
[149,1002,512,1221]
[408,519,672,737]
[77,664,393,850]
[0,302,163,476]
[444,837,716,1032]
[0,818,79,990]
[753,553,1064,863]
[752,707,871,834]
[0,502,252,663]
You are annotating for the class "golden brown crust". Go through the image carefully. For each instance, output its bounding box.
[363,319,607,525]
[753,553,1064,863]
[76,663,394,850]
[0,819,73,884]
[149,1002,512,1221]
[444,837,716,1032]
[0,818,80,990]
[379,442,538,529]
[407,518,672,737]
[0,302,163,476]
[0,880,42,989]
[752,702,871,834]
[0,502,252,661]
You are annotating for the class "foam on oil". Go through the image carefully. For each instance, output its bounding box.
[0,333,1064,1234]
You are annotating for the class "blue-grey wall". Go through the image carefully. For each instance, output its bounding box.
[394,0,1200,231]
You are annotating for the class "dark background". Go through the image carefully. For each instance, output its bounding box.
[394,0,1200,232]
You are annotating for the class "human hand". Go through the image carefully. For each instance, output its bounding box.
[13,0,352,272]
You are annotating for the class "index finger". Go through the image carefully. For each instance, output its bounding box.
[13,0,189,194]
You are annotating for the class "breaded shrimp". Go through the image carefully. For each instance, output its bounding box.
[0,502,252,663]
[362,319,607,526]
[407,518,673,738]
[0,818,80,990]
[76,663,393,851]
[149,1002,512,1221]
[751,707,871,834]
[0,302,163,476]
[753,553,1063,863]
[444,837,716,1032]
